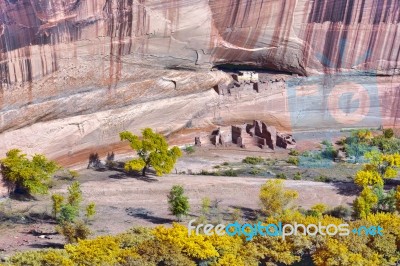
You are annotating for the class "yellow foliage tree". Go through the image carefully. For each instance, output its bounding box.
[120,128,182,176]
[259,179,298,216]
[396,186,400,212]
[153,223,218,260]
[353,187,378,219]
[65,236,123,265]
[354,151,400,188]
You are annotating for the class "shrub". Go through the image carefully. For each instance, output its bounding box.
[275,173,287,179]
[306,209,320,217]
[249,168,262,176]
[57,221,91,244]
[383,128,394,139]
[222,162,229,166]
[201,197,211,216]
[168,185,190,221]
[64,236,119,264]
[293,172,302,180]
[68,170,79,179]
[259,179,298,216]
[287,157,299,166]
[7,250,73,266]
[184,146,195,154]
[321,140,331,146]
[353,187,378,219]
[198,170,215,176]
[289,149,300,156]
[326,205,352,219]
[311,203,328,215]
[242,157,264,165]
[85,202,96,221]
[315,175,330,183]
[321,143,337,160]
[371,135,400,154]
[395,186,400,213]
[343,131,377,162]
[221,169,238,177]
[373,186,396,213]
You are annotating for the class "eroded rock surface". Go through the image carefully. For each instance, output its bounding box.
[0,0,400,163]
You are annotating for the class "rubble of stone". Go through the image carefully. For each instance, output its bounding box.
[213,71,287,96]
[196,120,296,150]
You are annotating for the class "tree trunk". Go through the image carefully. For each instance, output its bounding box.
[142,166,147,177]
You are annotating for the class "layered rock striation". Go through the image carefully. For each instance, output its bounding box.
[0,0,400,164]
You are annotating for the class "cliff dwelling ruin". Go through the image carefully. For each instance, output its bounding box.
[196,120,296,151]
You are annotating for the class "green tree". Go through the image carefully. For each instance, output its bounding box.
[67,181,82,207]
[55,182,93,244]
[120,128,182,177]
[51,194,65,219]
[168,185,190,221]
[59,204,79,223]
[0,149,59,196]
[85,202,96,221]
[373,186,396,213]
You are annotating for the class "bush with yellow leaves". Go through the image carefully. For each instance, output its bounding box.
[259,179,298,217]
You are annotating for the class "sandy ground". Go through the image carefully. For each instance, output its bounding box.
[0,143,360,258]
[0,169,357,257]
[80,174,357,231]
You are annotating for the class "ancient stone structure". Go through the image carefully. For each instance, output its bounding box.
[276,133,297,150]
[211,128,228,146]
[233,71,259,84]
[222,121,295,150]
[231,125,244,145]
[194,137,202,147]
[245,121,279,150]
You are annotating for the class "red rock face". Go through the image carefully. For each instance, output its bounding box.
[0,0,399,84]
[302,0,400,74]
[0,0,399,161]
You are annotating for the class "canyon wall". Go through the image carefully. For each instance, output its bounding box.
[0,0,399,164]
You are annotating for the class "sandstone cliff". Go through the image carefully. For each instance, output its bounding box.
[0,0,399,164]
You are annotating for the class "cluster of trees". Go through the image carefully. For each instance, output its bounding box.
[3,179,400,265]
[0,128,181,200]
[2,129,400,265]
[353,151,400,218]
[341,128,400,162]
[0,149,59,196]
[52,182,96,243]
